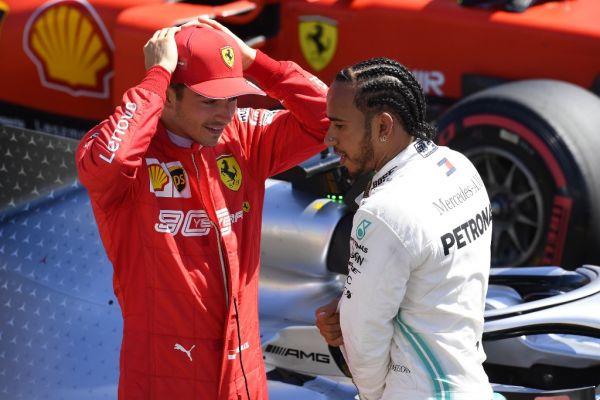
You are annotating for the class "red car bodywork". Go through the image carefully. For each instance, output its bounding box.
[1,0,599,134]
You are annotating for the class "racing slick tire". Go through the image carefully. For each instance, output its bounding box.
[435,80,600,269]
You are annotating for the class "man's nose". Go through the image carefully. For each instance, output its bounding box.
[324,130,336,145]
[215,100,235,119]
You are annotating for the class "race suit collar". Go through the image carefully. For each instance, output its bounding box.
[367,139,439,195]
[167,129,195,149]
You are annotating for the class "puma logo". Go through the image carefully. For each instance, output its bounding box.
[174,343,196,362]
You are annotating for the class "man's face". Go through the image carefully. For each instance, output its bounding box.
[325,81,376,177]
[167,86,237,147]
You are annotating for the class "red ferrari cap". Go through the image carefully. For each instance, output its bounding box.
[171,25,265,99]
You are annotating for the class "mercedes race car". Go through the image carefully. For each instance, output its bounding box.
[0,126,598,399]
[1,0,600,269]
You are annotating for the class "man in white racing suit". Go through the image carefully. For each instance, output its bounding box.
[317,57,493,399]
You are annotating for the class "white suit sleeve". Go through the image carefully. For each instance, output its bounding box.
[339,209,412,400]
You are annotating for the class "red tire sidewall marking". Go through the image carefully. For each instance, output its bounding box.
[441,114,573,265]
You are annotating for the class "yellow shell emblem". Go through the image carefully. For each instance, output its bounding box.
[299,16,338,72]
[24,0,113,98]
[221,46,235,69]
[217,155,242,191]
[0,1,8,34]
[149,165,168,192]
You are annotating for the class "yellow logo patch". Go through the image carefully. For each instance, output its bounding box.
[299,16,338,72]
[221,46,235,69]
[242,201,250,213]
[149,165,168,192]
[168,165,187,192]
[217,155,242,191]
[146,158,191,198]
[24,0,113,98]
[0,2,9,35]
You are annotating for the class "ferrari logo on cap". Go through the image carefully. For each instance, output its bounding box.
[221,46,235,69]
[217,155,242,191]
[299,16,338,72]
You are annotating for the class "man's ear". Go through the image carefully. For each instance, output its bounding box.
[164,87,177,111]
[376,112,394,142]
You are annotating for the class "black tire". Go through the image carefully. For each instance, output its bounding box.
[436,80,600,269]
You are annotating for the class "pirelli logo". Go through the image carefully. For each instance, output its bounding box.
[265,345,330,364]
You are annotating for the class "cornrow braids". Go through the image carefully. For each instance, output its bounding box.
[334,58,437,141]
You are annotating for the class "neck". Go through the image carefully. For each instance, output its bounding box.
[373,136,414,172]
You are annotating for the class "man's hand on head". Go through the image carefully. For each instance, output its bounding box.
[144,26,181,74]
[315,297,344,347]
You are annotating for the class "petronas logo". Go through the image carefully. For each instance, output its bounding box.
[356,219,371,240]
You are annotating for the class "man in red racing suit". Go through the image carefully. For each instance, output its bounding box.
[76,20,328,399]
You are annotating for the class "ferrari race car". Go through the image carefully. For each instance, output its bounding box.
[1,0,600,269]
[0,127,599,399]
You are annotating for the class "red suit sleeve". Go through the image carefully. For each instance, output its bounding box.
[236,51,329,179]
[75,66,171,210]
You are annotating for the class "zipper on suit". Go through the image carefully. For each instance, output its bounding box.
[191,152,230,309]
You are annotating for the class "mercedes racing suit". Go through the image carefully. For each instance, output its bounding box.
[339,139,493,400]
[76,51,328,399]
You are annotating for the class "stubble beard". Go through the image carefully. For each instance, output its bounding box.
[349,125,375,178]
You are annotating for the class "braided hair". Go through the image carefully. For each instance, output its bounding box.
[334,58,437,141]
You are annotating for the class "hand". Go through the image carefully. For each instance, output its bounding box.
[144,26,181,73]
[185,16,257,70]
[315,297,343,347]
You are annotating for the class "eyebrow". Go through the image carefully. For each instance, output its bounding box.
[327,116,346,122]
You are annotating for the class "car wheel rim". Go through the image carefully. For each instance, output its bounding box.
[464,146,545,266]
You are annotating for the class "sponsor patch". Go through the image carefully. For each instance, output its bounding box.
[437,157,456,176]
[371,166,397,190]
[216,154,242,191]
[414,139,437,158]
[432,173,485,216]
[237,108,250,122]
[440,204,493,256]
[355,219,371,240]
[146,158,191,198]
[155,207,243,237]
[227,342,249,360]
[168,165,186,192]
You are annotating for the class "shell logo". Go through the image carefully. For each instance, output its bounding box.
[0,2,8,35]
[149,165,169,192]
[23,0,114,98]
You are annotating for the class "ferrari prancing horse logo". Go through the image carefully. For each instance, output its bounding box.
[299,15,338,72]
[221,46,235,69]
[217,155,242,191]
